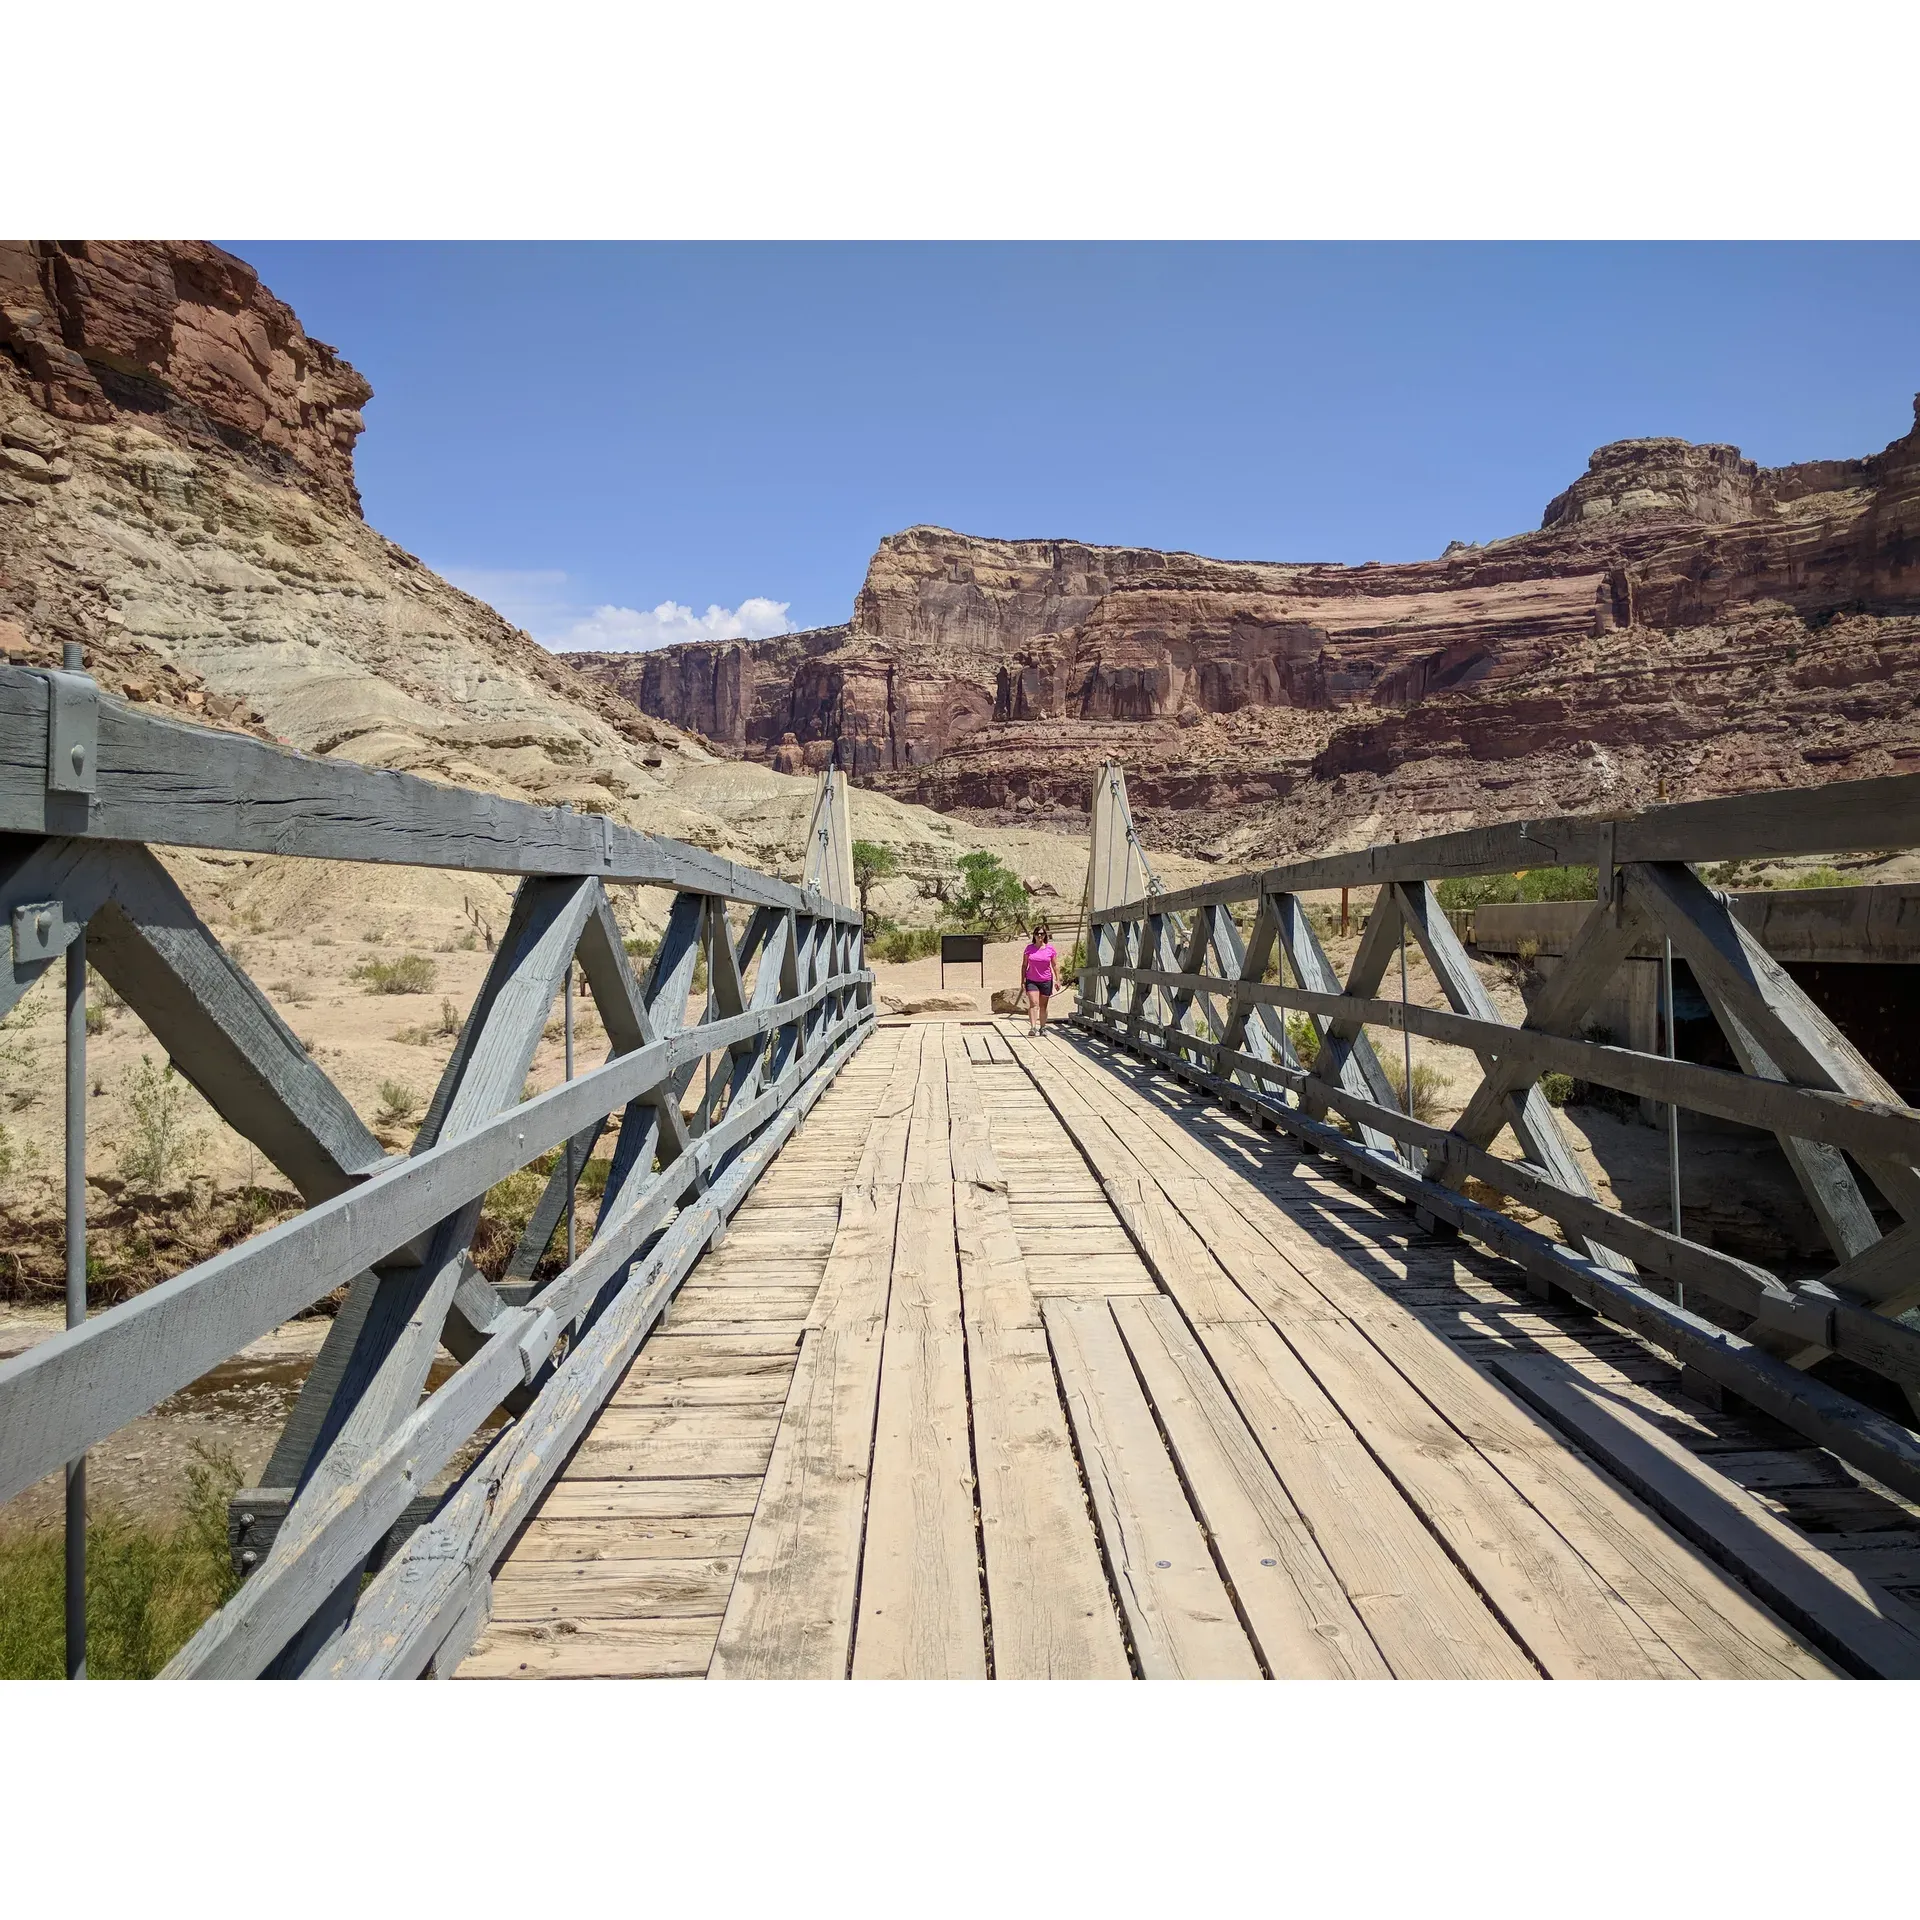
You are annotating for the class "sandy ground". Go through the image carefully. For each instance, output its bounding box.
[869,939,1079,1022]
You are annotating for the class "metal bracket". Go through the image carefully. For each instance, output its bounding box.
[11,899,67,965]
[44,671,99,795]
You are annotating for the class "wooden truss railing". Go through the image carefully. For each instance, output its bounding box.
[1076,766,1920,1505]
[0,665,872,1677]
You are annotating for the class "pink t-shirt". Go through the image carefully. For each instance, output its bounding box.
[1022,942,1057,987]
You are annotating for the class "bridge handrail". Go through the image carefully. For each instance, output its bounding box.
[1076,768,1920,1506]
[0,667,873,1676]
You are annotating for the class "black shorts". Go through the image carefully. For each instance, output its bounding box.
[1025,981,1052,1000]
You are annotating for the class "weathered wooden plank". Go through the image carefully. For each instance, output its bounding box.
[0,665,858,918]
[1111,1298,1389,1679]
[947,1031,1129,1678]
[853,1042,987,1678]
[1196,1315,1537,1678]
[537,1477,764,1520]
[1044,1298,1262,1679]
[1495,1357,1920,1679]
[459,1616,721,1679]
[711,1179,903,1679]
[506,1517,753,1561]
[489,1557,738,1621]
[1072,1045,1840,1678]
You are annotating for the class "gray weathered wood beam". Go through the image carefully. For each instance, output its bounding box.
[0,666,857,920]
[1082,961,1920,1168]
[1273,890,1399,1154]
[4,837,386,1198]
[308,1024,866,1678]
[165,1013,870,1679]
[0,955,868,1508]
[1391,879,1632,1273]
[1091,772,1920,921]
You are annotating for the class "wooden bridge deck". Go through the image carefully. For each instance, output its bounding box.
[461,1020,1920,1680]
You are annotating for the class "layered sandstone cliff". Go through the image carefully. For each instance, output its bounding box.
[581,402,1920,856]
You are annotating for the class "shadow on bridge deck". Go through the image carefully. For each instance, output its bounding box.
[462,1020,1920,1680]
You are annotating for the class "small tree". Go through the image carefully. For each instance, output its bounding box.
[120,1055,205,1192]
[953,852,1029,935]
[851,840,900,926]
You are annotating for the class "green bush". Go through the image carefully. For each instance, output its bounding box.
[1540,1072,1577,1107]
[1284,1011,1321,1068]
[352,953,438,995]
[953,852,1029,934]
[0,1444,243,1678]
[1797,865,1860,890]
[119,1054,205,1191]
[869,925,945,964]
[376,1078,420,1126]
[852,840,900,924]
[1435,866,1599,911]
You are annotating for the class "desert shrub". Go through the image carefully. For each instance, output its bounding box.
[1284,1011,1321,1068]
[438,996,461,1036]
[1540,1072,1577,1106]
[85,1002,106,1036]
[352,953,438,995]
[1383,1057,1451,1121]
[119,1055,205,1190]
[1435,866,1599,911]
[852,840,900,924]
[89,966,125,1012]
[868,925,945,964]
[623,933,660,964]
[1796,865,1860,890]
[0,1443,243,1679]
[471,1164,549,1278]
[0,1120,13,1179]
[376,1078,420,1126]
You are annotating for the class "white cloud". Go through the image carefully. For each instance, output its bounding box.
[435,565,794,654]
[551,596,794,653]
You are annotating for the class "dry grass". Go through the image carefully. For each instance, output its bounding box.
[352,953,438,995]
[0,1444,243,1678]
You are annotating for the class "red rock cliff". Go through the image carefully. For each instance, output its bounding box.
[0,241,371,513]
[573,398,1920,853]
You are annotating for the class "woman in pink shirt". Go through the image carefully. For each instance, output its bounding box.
[1021,922,1058,1037]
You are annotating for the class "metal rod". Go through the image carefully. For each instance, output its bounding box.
[700,899,713,1136]
[1664,933,1684,1310]
[1400,925,1415,1169]
[65,924,87,1679]
[564,960,576,1266]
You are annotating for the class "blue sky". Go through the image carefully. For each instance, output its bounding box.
[229,242,1920,649]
